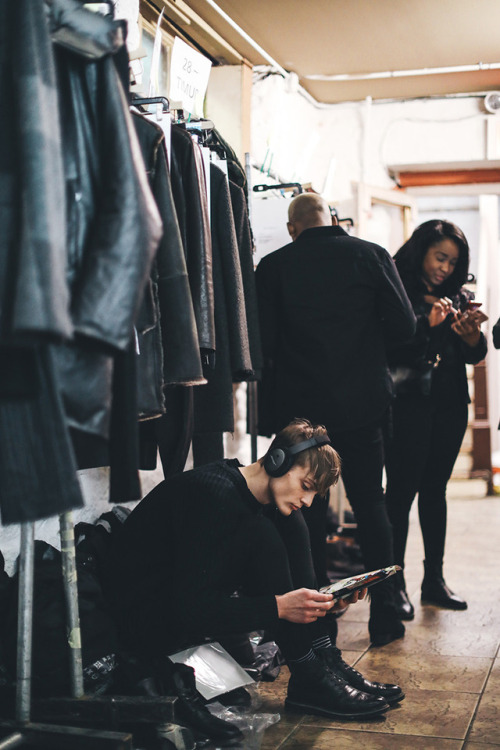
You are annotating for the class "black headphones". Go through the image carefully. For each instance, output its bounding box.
[263,435,331,478]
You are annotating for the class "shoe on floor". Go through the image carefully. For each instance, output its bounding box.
[369,613,406,647]
[285,658,389,720]
[317,647,404,705]
[421,561,467,610]
[421,578,467,610]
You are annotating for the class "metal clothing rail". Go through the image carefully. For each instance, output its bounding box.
[0,514,133,750]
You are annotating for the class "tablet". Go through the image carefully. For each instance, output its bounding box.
[319,565,401,600]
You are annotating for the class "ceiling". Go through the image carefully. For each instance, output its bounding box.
[166,0,500,103]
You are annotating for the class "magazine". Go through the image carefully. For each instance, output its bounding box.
[319,564,401,600]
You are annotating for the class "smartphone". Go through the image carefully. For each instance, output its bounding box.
[467,301,482,311]
[471,310,489,324]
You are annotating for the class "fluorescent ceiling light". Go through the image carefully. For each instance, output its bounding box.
[201,0,287,75]
[306,62,500,82]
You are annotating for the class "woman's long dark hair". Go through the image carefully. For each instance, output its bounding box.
[394,219,470,299]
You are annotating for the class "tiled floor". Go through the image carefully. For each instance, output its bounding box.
[257,479,500,749]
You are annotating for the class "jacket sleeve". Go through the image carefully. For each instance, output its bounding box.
[459,331,487,364]
[255,255,281,367]
[374,251,417,347]
[493,316,500,350]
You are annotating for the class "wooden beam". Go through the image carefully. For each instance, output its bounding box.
[397,168,500,187]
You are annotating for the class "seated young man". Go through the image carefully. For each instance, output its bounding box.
[103,419,403,737]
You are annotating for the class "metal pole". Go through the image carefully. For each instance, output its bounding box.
[15,522,34,723]
[0,734,24,750]
[59,512,84,698]
[244,152,259,463]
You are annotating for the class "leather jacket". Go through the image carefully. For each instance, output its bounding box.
[132,112,204,419]
[50,4,162,437]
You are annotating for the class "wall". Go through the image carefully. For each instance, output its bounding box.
[250,69,500,455]
[250,70,499,217]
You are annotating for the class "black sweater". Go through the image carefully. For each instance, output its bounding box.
[104,460,280,644]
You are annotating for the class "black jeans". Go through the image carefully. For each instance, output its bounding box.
[242,506,336,661]
[303,417,396,610]
[385,396,468,569]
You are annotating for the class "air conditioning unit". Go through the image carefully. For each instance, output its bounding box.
[484,91,500,114]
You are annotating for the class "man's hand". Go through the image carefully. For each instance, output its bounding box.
[275,586,369,623]
[331,586,368,613]
[276,588,335,623]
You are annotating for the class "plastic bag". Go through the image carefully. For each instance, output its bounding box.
[206,702,280,750]
[244,640,283,682]
[169,642,254,700]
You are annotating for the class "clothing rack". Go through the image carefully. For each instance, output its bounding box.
[0,514,176,748]
[130,95,170,113]
[253,182,303,194]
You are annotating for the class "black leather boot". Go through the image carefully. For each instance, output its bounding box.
[168,663,243,743]
[317,647,404,705]
[285,658,389,719]
[421,561,467,610]
[394,570,415,621]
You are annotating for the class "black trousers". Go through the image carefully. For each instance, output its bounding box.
[303,417,396,609]
[385,396,468,570]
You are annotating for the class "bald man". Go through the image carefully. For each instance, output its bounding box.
[255,193,416,647]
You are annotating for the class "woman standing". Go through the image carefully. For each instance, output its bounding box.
[386,220,487,619]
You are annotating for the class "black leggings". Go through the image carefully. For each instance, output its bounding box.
[385,396,468,569]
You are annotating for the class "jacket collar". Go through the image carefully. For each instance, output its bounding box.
[296,225,349,242]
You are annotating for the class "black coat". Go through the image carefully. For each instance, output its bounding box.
[193,163,253,434]
[255,226,416,434]
[170,126,215,353]
[132,112,203,421]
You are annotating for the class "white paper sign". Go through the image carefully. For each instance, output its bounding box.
[149,8,164,97]
[169,37,212,116]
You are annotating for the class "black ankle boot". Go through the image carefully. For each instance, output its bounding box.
[394,571,415,621]
[421,562,467,610]
[317,647,404,705]
[286,658,389,719]
[168,663,243,743]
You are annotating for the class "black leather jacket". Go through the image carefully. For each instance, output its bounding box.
[50,2,162,437]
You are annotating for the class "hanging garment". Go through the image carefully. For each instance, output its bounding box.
[0,0,84,523]
[170,125,215,354]
[0,0,72,345]
[0,347,83,524]
[229,180,263,375]
[132,112,204,400]
[193,163,252,438]
[53,43,162,438]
